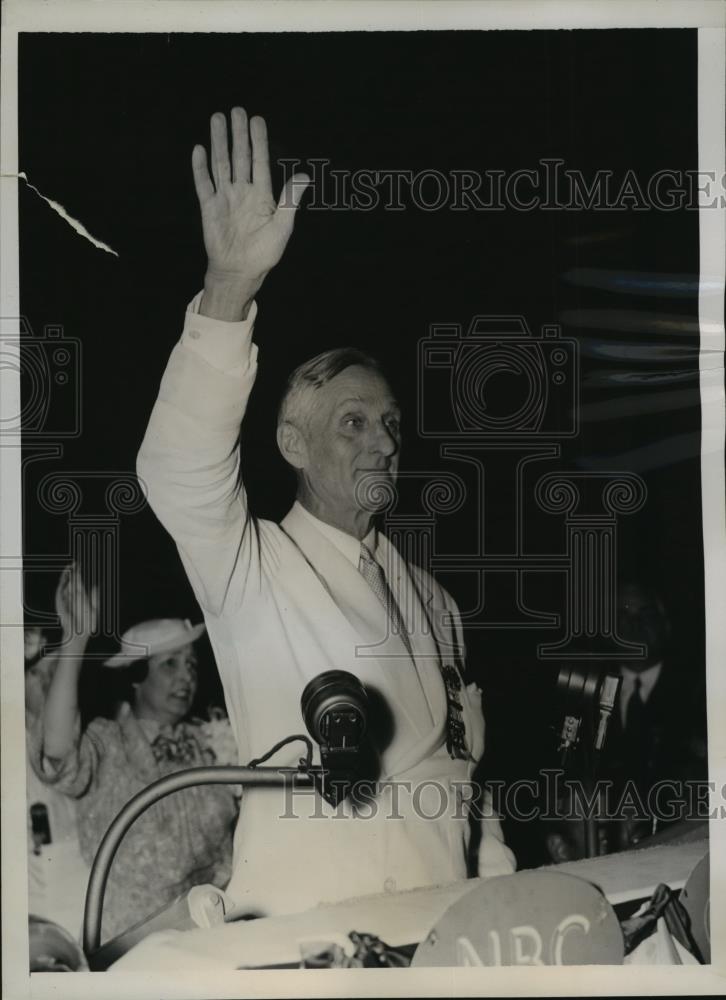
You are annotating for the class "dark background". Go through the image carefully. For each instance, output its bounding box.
[19,30,705,864]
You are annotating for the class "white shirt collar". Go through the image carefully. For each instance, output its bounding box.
[294,500,376,567]
[620,661,663,703]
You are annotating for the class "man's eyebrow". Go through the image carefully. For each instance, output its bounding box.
[334,397,401,412]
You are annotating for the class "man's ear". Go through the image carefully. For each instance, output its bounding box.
[277,420,308,470]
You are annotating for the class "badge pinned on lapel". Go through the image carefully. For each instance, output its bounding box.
[441,663,472,760]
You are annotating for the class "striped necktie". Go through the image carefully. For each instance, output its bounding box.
[358,543,470,760]
[358,543,412,655]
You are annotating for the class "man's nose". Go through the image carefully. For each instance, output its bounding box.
[371,422,398,457]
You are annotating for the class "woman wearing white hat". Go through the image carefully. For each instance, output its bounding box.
[27,564,239,943]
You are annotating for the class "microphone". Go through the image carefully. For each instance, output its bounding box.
[83,673,369,962]
[554,664,622,859]
[301,670,369,806]
[555,665,622,759]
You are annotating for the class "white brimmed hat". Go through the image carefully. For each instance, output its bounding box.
[104,618,206,668]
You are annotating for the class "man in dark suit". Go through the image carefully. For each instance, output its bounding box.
[605,581,708,848]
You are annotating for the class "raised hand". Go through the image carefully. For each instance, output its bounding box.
[193,109,310,320]
[43,565,99,759]
[55,563,99,645]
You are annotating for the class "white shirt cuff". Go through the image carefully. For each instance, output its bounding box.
[180,291,258,374]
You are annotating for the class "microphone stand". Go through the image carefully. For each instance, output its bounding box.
[83,764,315,961]
[85,670,371,965]
[580,718,600,861]
[556,667,621,859]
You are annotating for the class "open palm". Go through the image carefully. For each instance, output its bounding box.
[192,109,309,283]
[55,563,99,641]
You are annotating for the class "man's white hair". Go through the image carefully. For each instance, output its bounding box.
[277,347,383,432]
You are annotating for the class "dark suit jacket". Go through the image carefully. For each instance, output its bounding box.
[604,659,708,819]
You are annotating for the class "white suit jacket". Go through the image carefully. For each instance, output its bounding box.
[137,296,515,916]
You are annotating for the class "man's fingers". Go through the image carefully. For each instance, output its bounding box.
[274,172,311,241]
[230,106,250,184]
[250,115,272,198]
[210,112,231,189]
[192,145,215,203]
[279,172,311,210]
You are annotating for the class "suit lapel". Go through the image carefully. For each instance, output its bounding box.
[376,534,448,729]
[280,505,436,739]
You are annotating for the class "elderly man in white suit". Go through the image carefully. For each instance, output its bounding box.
[138,108,515,918]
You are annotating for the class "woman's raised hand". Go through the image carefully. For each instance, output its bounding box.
[55,563,99,645]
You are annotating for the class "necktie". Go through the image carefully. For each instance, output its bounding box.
[358,543,412,654]
[625,677,647,734]
[358,543,470,760]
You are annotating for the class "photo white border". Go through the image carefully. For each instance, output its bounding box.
[2,2,724,998]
